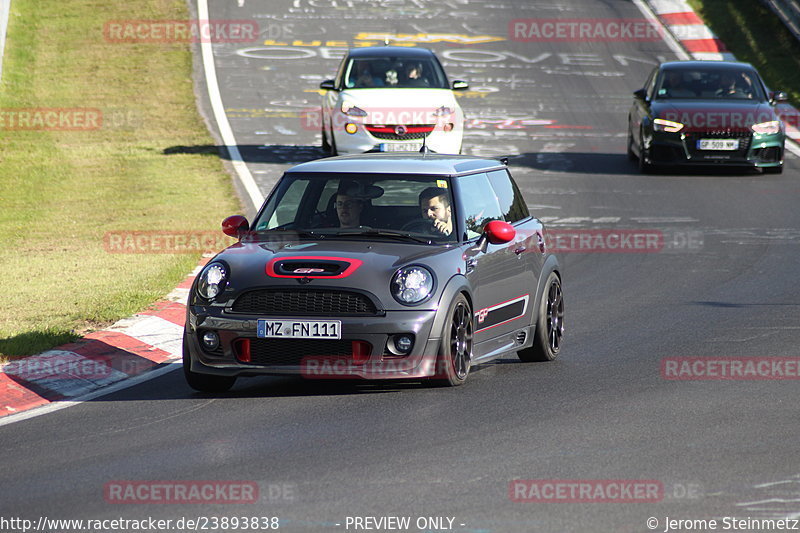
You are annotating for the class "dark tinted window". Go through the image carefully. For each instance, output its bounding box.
[487,169,529,223]
[343,57,448,89]
[654,67,766,101]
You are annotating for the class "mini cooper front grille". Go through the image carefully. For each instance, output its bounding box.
[245,338,354,366]
[231,289,379,316]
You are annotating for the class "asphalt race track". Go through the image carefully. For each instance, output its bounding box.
[3,1,800,531]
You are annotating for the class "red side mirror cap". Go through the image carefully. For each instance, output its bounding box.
[222,215,249,238]
[484,220,515,244]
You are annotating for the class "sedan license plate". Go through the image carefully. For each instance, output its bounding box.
[257,319,341,339]
[697,139,739,151]
[379,142,423,152]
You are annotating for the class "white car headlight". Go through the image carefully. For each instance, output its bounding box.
[341,102,367,117]
[391,266,435,305]
[653,118,684,133]
[752,120,781,135]
[197,262,228,300]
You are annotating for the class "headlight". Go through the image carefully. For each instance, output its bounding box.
[433,106,453,117]
[752,120,781,134]
[391,266,435,305]
[197,262,228,300]
[341,102,367,117]
[653,118,684,133]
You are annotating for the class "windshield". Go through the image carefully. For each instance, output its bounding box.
[654,68,766,101]
[343,57,449,89]
[252,173,457,244]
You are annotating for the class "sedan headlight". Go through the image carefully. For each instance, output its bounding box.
[341,102,367,117]
[752,120,781,135]
[197,262,228,300]
[653,118,684,133]
[391,266,435,305]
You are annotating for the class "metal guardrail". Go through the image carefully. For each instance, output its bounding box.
[760,0,800,44]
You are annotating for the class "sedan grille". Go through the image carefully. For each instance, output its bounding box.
[686,130,752,158]
[231,289,379,316]
[246,338,353,366]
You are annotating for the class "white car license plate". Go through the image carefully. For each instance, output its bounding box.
[257,319,341,339]
[697,139,739,151]
[380,142,423,152]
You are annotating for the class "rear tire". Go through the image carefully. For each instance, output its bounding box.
[518,272,564,362]
[183,333,236,393]
[432,294,473,386]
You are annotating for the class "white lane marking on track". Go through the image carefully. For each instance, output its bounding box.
[198,0,264,211]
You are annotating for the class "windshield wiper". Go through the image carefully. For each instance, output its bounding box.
[334,229,434,244]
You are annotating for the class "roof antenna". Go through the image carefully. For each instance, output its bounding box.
[384,37,390,45]
[419,132,430,156]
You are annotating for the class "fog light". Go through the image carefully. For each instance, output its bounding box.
[443,122,454,132]
[395,335,414,354]
[201,331,219,351]
[345,122,358,134]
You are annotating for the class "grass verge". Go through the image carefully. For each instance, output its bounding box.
[687,0,800,106]
[0,0,240,358]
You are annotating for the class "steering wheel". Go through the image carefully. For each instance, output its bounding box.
[401,218,435,234]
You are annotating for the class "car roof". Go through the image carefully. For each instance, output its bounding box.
[660,60,756,72]
[347,46,437,59]
[285,153,507,176]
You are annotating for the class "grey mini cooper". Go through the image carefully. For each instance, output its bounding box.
[183,153,563,391]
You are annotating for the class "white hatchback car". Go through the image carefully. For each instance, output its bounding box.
[320,46,469,155]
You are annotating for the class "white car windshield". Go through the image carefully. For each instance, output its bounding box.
[344,57,449,89]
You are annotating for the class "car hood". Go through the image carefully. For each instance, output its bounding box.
[651,100,778,132]
[338,88,461,123]
[206,236,464,310]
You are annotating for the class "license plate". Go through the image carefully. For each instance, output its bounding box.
[379,142,423,152]
[257,319,341,339]
[697,139,739,151]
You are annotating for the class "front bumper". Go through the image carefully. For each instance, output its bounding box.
[185,308,444,380]
[646,130,784,168]
[332,121,463,155]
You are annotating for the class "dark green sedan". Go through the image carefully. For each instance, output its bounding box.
[628,61,787,174]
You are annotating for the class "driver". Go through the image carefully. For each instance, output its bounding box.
[335,192,363,228]
[418,187,453,236]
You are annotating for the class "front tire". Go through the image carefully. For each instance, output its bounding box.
[183,334,236,393]
[432,294,473,386]
[518,272,564,362]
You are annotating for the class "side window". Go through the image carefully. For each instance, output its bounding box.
[487,169,530,224]
[456,173,505,240]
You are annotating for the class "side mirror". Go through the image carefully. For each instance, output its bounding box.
[771,91,789,103]
[319,79,337,91]
[452,80,469,91]
[222,215,249,239]
[633,88,647,101]
[484,220,516,244]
